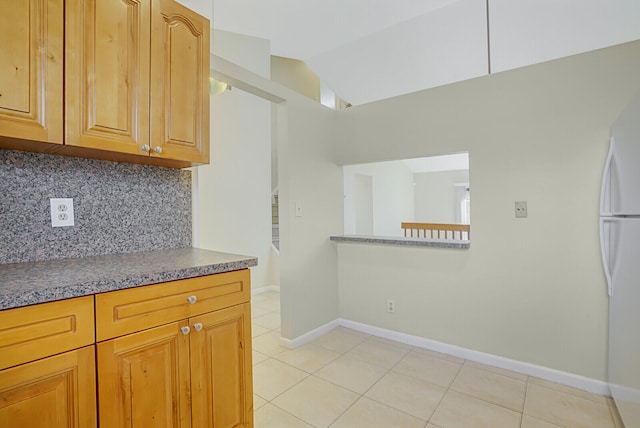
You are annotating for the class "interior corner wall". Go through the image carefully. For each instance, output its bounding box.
[343,161,414,236]
[194,31,274,289]
[271,56,321,102]
[333,41,640,381]
[414,170,469,224]
[277,98,342,339]
[211,29,271,79]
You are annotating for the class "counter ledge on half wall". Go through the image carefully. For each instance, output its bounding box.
[330,235,470,249]
[0,248,258,311]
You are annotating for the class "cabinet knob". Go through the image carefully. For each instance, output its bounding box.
[141,144,150,152]
[180,326,191,335]
[193,322,203,332]
[187,295,197,304]
[154,146,163,154]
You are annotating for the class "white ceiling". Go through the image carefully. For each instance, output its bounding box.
[212,0,640,106]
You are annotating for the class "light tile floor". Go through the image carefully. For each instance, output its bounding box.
[251,291,624,428]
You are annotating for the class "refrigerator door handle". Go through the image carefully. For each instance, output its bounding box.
[600,137,614,216]
[599,217,613,297]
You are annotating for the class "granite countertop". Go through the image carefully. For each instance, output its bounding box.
[330,235,470,249]
[0,248,258,311]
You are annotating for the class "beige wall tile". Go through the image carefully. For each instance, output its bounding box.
[346,338,411,369]
[431,390,521,428]
[254,394,268,410]
[272,376,359,427]
[393,349,463,388]
[451,366,526,412]
[312,328,367,354]
[331,397,427,428]
[252,324,271,338]
[524,383,614,428]
[254,403,312,428]
[521,415,563,428]
[253,358,308,401]
[365,371,446,421]
[464,360,528,382]
[315,354,388,394]
[252,331,288,356]
[608,398,625,428]
[253,312,282,330]
[412,346,466,365]
[528,377,608,405]
[253,350,269,365]
[274,344,341,373]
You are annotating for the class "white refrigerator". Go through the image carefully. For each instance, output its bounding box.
[600,94,640,427]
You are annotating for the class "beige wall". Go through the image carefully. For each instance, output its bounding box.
[334,41,640,381]
[195,31,276,289]
[271,56,321,102]
[278,98,342,338]
[414,170,469,224]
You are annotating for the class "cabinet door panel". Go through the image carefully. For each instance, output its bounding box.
[0,346,97,428]
[97,321,191,428]
[0,0,63,144]
[151,0,209,164]
[66,0,150,154]
[0,296,94,370]
[191,303,253,428]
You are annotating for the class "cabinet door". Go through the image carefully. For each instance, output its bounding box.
[190,303,254,428]
[0,346,97,428]
[97,321,192,428]
[0,0,63,144]
[65,0,151,155]
[150,0,210,164]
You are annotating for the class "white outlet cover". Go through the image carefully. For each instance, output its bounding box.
[515,201,528,218]
[50,198,75,227]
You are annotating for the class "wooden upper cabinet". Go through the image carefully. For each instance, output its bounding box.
[65,0,209,164]
[150,0,210,164]
[0,0,63,144]
[65,0,151,156]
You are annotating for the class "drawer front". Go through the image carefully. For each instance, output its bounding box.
[95,269,250,341]
[0,296,95,370]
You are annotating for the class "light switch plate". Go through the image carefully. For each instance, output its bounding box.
[515,201,527,218]
[50,198,75,227]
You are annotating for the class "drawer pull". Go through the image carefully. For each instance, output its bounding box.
[187,295,197,304]
[193,322,203,332]
[180,326,191,335]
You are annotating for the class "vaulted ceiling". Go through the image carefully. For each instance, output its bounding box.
[213,0,640,105]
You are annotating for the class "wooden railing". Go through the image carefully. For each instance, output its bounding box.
[401,222,470,240]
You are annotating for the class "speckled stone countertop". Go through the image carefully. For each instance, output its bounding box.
[330,235,470,249]
[0,248,258,310]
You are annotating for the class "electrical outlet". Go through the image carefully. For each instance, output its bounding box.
[515,201,528,218]
[387,300,395,313]
[50,198,75,227]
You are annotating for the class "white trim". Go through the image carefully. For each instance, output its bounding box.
[277,317,611,395]
[279,319,340,349]
[337,318,611,397]
[251,285,280,296]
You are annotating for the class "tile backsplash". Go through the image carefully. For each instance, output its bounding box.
[0,150,192,264]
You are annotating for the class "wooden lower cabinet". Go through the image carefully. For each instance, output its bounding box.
[0,346,97,428]
[97,321,192,427]
[191,303,253,427]
[97,302,254,428]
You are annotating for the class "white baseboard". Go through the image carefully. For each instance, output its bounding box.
[278,316,610,396]
[251,285,280,296]
[337,318,611,397]
[279,319,340,349]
